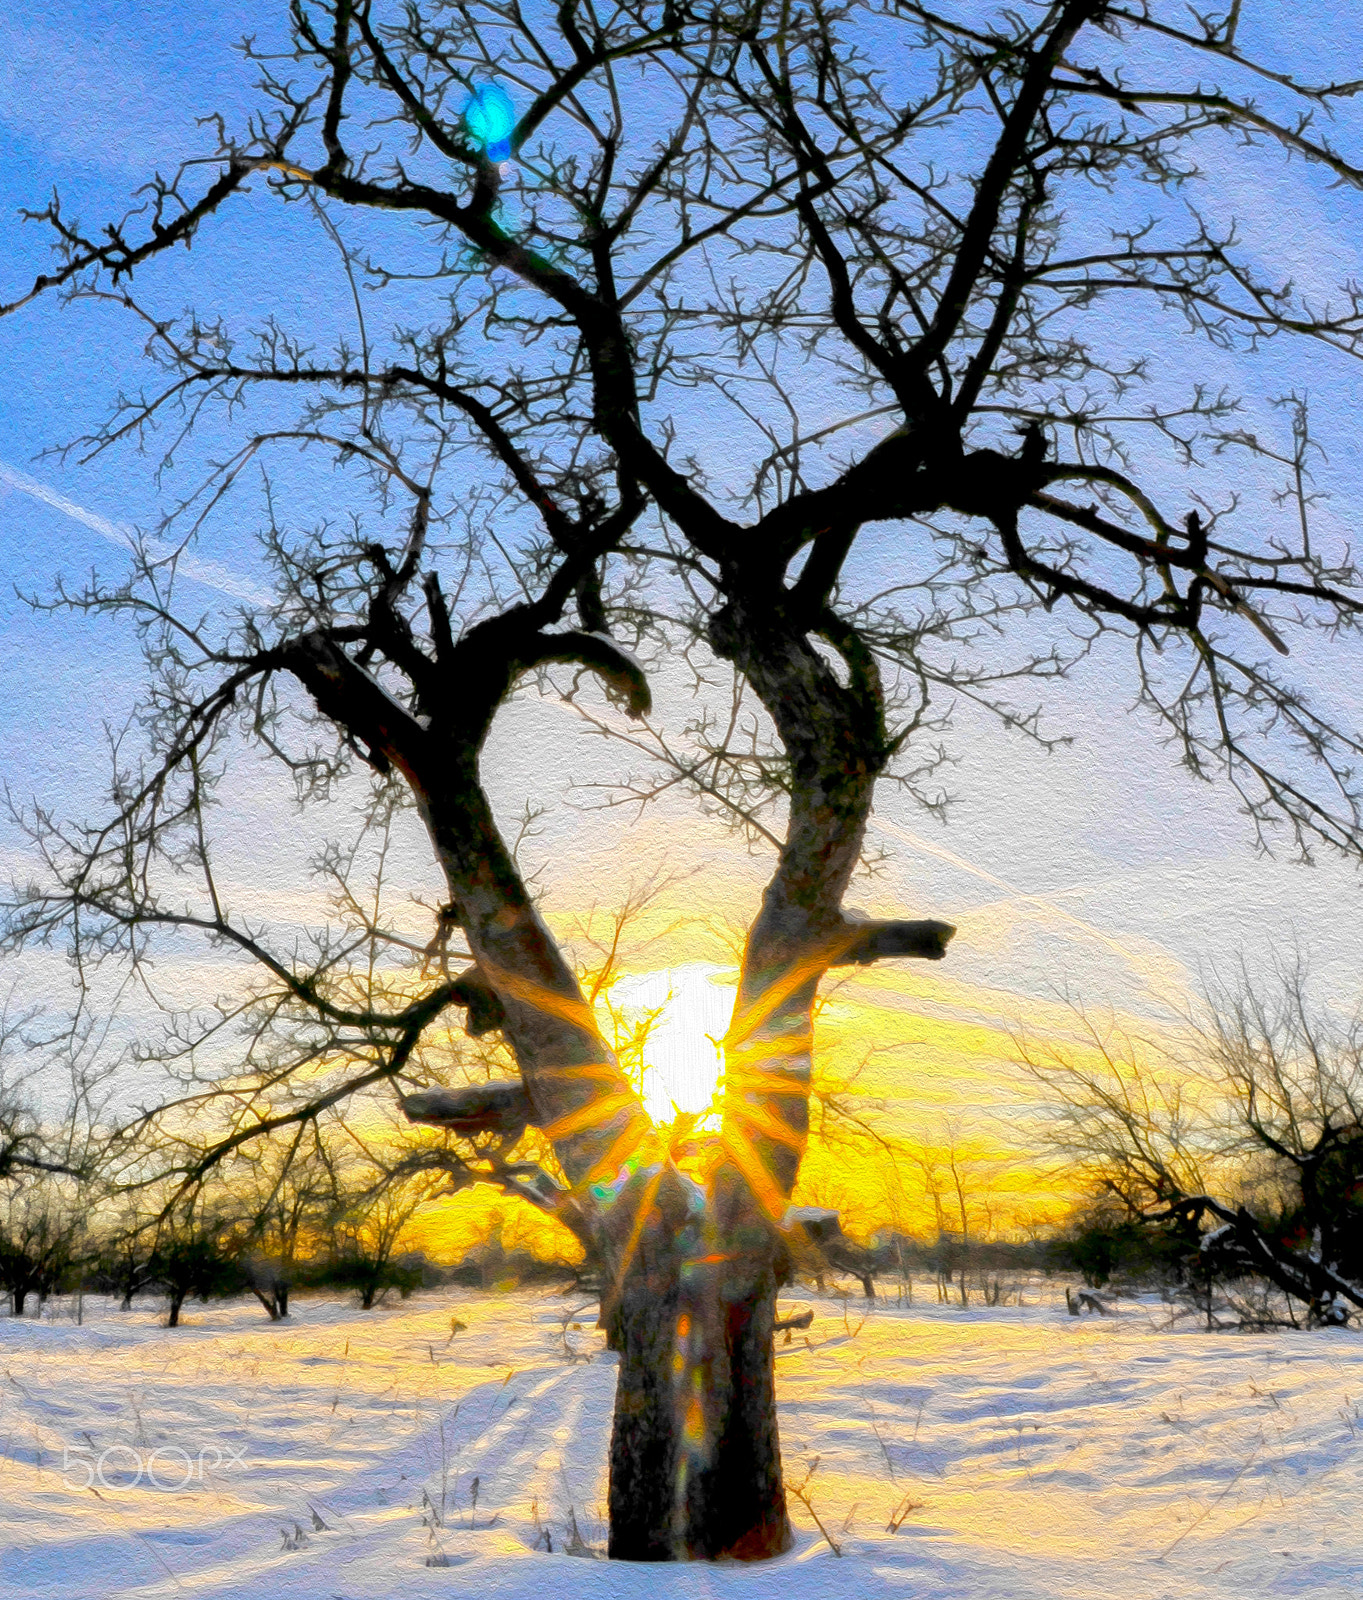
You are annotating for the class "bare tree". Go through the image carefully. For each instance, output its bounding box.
[6,0,1363,1558]
[1194,959,1363,1323]
[1020,966,1363,1325]
[0,1005,106,1186]
[227,1126,338,1318]
[0,1181,84,1316]
[94,1204,161,1311]
[321,1148,438,1308]
[903,1118,1017,1303]
[1017,1002,1218,1217]
[148,1203,240,1329]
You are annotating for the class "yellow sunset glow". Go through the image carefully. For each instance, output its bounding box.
[402,941,1193,1262]
[352,874,1211,1264]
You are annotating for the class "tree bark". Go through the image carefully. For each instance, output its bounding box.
[608,1242,790,1560]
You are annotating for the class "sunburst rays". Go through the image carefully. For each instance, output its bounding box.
[472,938,831,1264]
[474,957,602,1035]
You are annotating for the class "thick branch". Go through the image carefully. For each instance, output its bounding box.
[402,1080,534,1142]
[830,917,957,965]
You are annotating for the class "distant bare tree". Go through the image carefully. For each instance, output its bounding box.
[911,1119,1017,1305]
[323,1151,437,1309]
[0,1181,83,1316]
[0,1006,105,1185]
[1021,964,1363,1325]
[1018,1003,1218,1217]
[148,1202,239,1328]
[95,1207,160,1311]
[1194,959,1363,1323]
[227,1123,337,1318]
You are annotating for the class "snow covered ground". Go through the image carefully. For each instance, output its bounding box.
[0,1283,1358,1600]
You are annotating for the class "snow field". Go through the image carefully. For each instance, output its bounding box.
[0,1285,1357,1599]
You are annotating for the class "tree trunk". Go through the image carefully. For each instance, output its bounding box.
[608,1243,791,1561]
[284,619,947,1564]
[11,1289,26,1317]
[251,1285,285,1320]
[167,1290,184,1327]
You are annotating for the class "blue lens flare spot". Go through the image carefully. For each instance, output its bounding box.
[464,82,516,163]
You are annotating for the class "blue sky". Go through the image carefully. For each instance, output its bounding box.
[3,0,1363,1103]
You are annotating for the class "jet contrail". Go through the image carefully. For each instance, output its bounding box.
[0,457,267,604]
[869,813,1189,1002]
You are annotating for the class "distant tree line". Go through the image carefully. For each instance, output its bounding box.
[0,1178,430,1325]
[0,1111,454,1324]
[3,949,1358,1333]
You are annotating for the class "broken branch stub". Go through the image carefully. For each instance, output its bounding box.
[773,1306,814,1332]
[401,1081,535,1141]
[831,918,957,966]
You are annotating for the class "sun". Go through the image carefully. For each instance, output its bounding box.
[609,964,735,1123]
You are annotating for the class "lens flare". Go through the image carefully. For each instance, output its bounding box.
[464,82,516,162]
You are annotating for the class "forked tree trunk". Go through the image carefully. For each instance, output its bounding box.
[286,616,947,1563]
[608,1244,789,1561]
[249,1285,286,1320]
